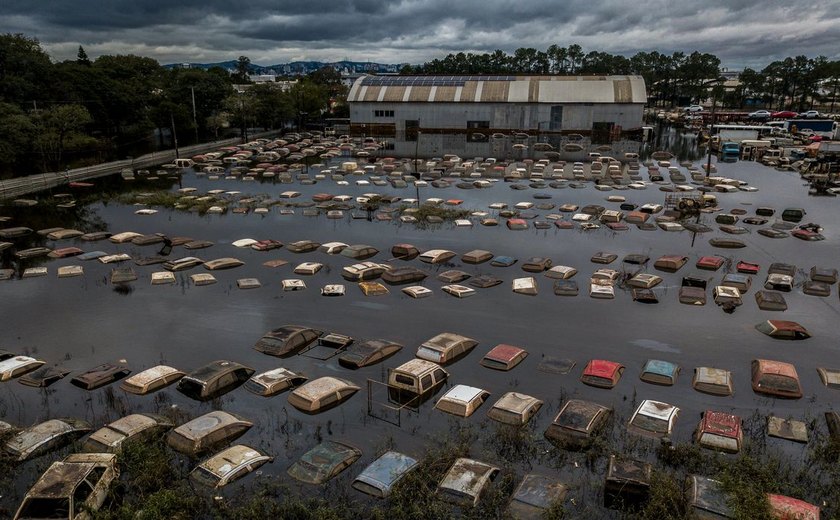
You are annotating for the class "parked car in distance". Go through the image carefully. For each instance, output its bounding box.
[797,110,820,118]
[83,413,172,453]
[683,105,704,112]
[544,399,612,449]
[338,339,403,369]
[288,441,361,484]
[13,453,119,520]
[120,365,185,395]
[190,445,273,489]
[748,110,772,119]
[772,110,797,118]
[166,411,253,456]
[176,360,254,401]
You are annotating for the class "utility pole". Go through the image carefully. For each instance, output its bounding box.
[170,112,180,159]
[191,86,199,143]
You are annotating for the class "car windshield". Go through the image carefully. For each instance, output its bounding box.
[630,414,669,434]
[243,379,267,394]
[17,497,71,518]
[557,409,593,432]
[417,347,442,362]
[760,374,799,393]
[191,466,221,487]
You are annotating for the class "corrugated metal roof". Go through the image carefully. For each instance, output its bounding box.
[349,75,646,104]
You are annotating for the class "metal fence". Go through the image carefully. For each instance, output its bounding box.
[0,131,281,200]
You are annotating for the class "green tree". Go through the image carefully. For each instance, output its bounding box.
[33,103,93,170]
[232,56,252,84]
[0,33,53,105]
[0,102,36,174]
[76,45,91,66]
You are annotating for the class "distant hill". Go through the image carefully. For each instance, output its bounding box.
[164,60,409,75]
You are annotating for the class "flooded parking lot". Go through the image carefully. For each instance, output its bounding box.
[1,141,839,517]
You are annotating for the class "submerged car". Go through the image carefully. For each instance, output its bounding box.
[244,368,307,397]
[437,458,500,507]
[387,359,448,398]
[190,445,273,489]
[253,325,323,357]
[166,411,253,456]
[352,451,419,499]
[416,332,478,365]
[507,474,568,519]
[83,413,172,453]
[288,440,361,484]
[177,360,254,401]
[435,385,490,418]
[287,376,360,413]
[0,356,45,381]
[119,365,185,395]
[752,359,802,399]
[580,359,624,388]
[13,453,118,520]
[544,399,612,449]
[486,392,543,426]
[755,320,810,340]
[5,418,92,461]
[338,339,403,369]
[70,363,131,390]
[628,400,680,439]
[694,410,742,454]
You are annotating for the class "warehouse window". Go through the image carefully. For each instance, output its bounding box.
[466,121,489,142]
[374,110,394,118]
[405,120,419,141]
[549,106,563,130]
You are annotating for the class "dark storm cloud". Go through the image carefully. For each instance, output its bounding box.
[2,0,838,67]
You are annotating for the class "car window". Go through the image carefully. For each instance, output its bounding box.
[73,480,94,515]
[86,467,107,487]
[433,369,446,381]
[421,374,433,388]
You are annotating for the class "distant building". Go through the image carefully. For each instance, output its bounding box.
[347,74,647,157]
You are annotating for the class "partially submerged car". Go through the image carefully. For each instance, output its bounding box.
[416,332,478,365]
[352,451,419,499]
[507,474,568,519]
[480,344,528,371]
[83,413,173,453]
[628,400,680,439]
[340,244,379,260]
[5,418,92,461]
[18,366,71,388]
[755,320,810,340]
[752,359,802,399]
[692,367,734,396]
[119,365,185,395]
[435,385,490,417]
[338,339,403,369]
[244,368,307,397]
[286,240,321,253]
[767,494,820,520]
[288,440,361,484]
[521,257,552,273]
[391,243,419,260]
[13,453,118,520]
[695,410,742,453]
[381,266,427,285]
[177,360,254,401]
[419,249,456,264]
[544,399,612,450]
[387,359,448,398]
[604,455,652,508]
[686,475,733,520]
[254,325,323,357]
[70,363,131,390]
[190,445,273,489]
[166,411,253,456]
[437,458,500,507]
[486,392,543,426]
[639,359,680,386]
[0,356,45,381]
[580,359,624,388]
[342,261,389,282]
[287,376,360,413]
[461,249,493,264]
[203,257,244,270]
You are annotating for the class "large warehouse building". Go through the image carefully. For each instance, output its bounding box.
[347,74,647,157]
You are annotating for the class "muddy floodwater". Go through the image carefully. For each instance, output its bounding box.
[1,143,839,517]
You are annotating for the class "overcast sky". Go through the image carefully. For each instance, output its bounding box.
[4,0,839,69]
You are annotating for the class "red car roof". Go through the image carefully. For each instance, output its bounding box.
[583,359,623,378]
[700,411,741,438]
[484,344,526,362]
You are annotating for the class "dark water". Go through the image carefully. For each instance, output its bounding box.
[1,146,838,515]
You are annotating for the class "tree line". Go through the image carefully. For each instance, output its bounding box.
[402,45,840,113]
[0,34,346,176]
